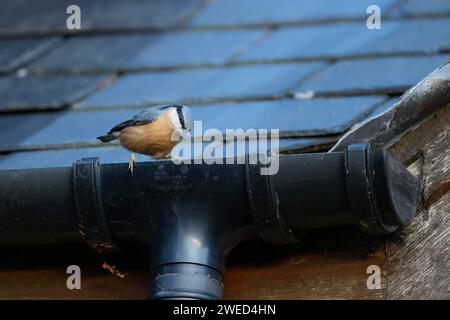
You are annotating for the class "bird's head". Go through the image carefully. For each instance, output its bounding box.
[166,105,193,140]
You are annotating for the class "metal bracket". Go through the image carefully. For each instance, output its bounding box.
[73,157,115,253]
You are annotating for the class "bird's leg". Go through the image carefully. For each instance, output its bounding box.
[128,152,136,175]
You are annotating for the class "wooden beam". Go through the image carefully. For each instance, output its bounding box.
[386,104,450,299]
[0,229,387,299]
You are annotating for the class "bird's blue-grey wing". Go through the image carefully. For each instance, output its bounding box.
[107,106,164,134]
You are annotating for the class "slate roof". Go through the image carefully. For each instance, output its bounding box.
[0,0,449,170]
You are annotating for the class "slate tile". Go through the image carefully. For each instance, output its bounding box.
[344,97,398,132]
[0,73,110,112]
[30,30,263,72]
[78,63,325,108]
[0,147,137,170]
[0,0,203,35]
[396,0,450,16]
[238,19,450,62]
[0,37,60,74]
[294,55,450,96]
[190,0,395,27]
[189,96,385,137]
[0,96,383,152]
[364,98,398,119]
[0,136,333,171]
[353,18,450,55]
[0,110,119,152]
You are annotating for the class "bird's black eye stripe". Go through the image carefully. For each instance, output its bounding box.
[176,106,186,129]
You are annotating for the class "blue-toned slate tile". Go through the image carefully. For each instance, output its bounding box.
[238,19,450,62]
[0,109,141,152]
[190,0,395,26]
[352,18,450,55]
[156,136,334,161]
[0,136,332,170]
[345,97,398,132]
[78,63,325,107]
[0,147,135,170]
[364,98,398,119]
[0,110,122,152]
[0,0,203,35]
[30,30,264,72]
[0,37,60,73]
[0,96,383,152]
[277,136,336,152]
[396,0,450,16]
[294,55,450,96]
[0,73,110,112]
[191,96,385,137]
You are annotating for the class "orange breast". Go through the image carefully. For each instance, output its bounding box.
[118,114,178,158]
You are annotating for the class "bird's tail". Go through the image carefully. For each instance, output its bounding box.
[97,134,116,142]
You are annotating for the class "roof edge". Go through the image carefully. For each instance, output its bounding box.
[330,59,450,152]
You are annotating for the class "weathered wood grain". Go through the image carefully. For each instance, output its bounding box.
[387,103,450,300]
[224,249,385,300]
[0,246,150,299]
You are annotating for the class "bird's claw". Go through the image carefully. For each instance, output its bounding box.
[128,152,136,176]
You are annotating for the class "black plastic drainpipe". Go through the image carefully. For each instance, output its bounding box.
[0,144,421,300]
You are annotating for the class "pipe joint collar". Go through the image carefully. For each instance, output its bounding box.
[150,263,223,300]
[245,157,297,244]
[73,157,116,253]
[344,144,421,234]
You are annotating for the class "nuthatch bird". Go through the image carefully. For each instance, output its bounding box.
[97,105,193,174]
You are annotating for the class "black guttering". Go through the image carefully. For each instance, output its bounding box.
[0,145,420,299]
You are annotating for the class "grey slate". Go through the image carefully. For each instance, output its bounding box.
[0,0,203,35]
[343,97,399,133]
[0,147,151,170]
[331,60,450,152]
[365,98,398,119]
[294,55,450,96]
[30,30,264,72]
[78,63,325,108]
[0,73,110,112]
[189,97,385,137]
[0,37,60,74]
[0,0,448,171]
[397,0,450,16]
[238,19,450,62]
[0,136,333,170]
[190,0,396,27]
[0,96,384,152]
